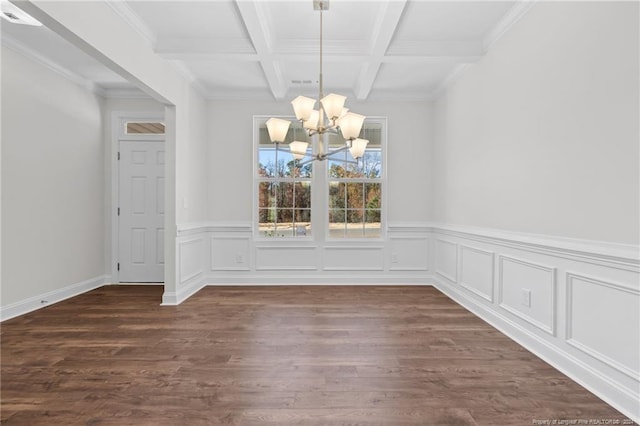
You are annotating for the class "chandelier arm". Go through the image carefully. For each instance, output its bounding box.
[272,1,369,167]
[324,144,351,157]
[273,143,293,154]
[298,155,322,166]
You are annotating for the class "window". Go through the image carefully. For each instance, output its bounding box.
[125,122,165,134]
[255,116,385,239]
[327,122,383,238]
[256,119,312,237]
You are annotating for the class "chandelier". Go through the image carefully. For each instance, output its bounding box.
[265,0,368,165]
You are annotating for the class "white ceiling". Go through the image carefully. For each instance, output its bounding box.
[1,0,531,101]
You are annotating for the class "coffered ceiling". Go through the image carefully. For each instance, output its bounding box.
[1,0,534,101]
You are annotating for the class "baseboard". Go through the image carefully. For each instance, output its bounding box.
[206,274,432,285]
[433,277,640,424]
[0,274,111,322]
[161,274,431,304]
[161,275,207,305]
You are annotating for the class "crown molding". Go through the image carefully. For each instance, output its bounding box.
[104,0,157,47]
[387,40,485,57]
[431,0,536,101]
[169,59,209,96]
[366,89,435,102]
[2,35,105,96]
[430,63,470,100]
[203,86,437,102]
[2,35,153,99]
[205,88,276,101]
[101,87,151,99]
[482,0,537,52]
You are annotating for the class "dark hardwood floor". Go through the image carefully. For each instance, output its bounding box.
[1,285,631,425]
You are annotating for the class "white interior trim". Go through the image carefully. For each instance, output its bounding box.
[110,112,166,283]
[0,275,111,322]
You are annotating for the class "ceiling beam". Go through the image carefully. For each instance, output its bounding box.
[155,37,483,65]
[354,0,407,101]
[234,0,287,99]
[155,37,256,58]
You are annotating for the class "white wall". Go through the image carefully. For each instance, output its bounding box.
[156,99,435,303]
[207,99,432,224]
[19,1,211,300]
[178,87,209,224]
[1,46,106,309]
[430,2,640,420]
[433,1,639,245]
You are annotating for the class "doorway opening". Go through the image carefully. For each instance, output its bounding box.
[112,113,165,283]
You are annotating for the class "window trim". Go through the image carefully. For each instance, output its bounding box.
[253,115,314,241]
[253,115,387,242]
[324,116,387,242]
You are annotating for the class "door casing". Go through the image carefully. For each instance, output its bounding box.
[111,112,165,283]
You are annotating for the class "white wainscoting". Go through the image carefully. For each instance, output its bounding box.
[323,246,385,271]
[256,245,319,271]
[459,244,494,302]
[431,224,640,423]
[173,221,432,288]
[566,273,639,380]
[389,236,430,271]
[211,235,251,271]
[498,254,556,335]
[0,274,111,321]
[170,221,639,422]
[179,237,205,283]
[162,235,208,305]
[435,239,458,282]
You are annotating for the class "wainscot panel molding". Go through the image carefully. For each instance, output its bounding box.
[435,239,458,283]
[433,224,639,272]
[169,221,432,295]
[498,255,557,335]
[430,224,640,423]
[177,221,252,235]
[168,221,638,421]
[565,273,640,380]
[323,246,385,271]
[178,237,205,283]
[459,244,495,302]
[211,236,251,271]
[1,275,111,321]
[255,246,319,271]
[389,236,430,271]
[163,235,208,305]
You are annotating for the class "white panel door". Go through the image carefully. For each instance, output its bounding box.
[119,140,165,282]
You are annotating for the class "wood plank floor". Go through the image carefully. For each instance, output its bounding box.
[1,285,631,425]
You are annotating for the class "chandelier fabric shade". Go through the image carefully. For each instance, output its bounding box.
[265,0,368,164]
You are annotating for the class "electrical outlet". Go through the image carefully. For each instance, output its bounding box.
[235,254,244,264]
[391,253,399,263]
[521,289,531,307]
